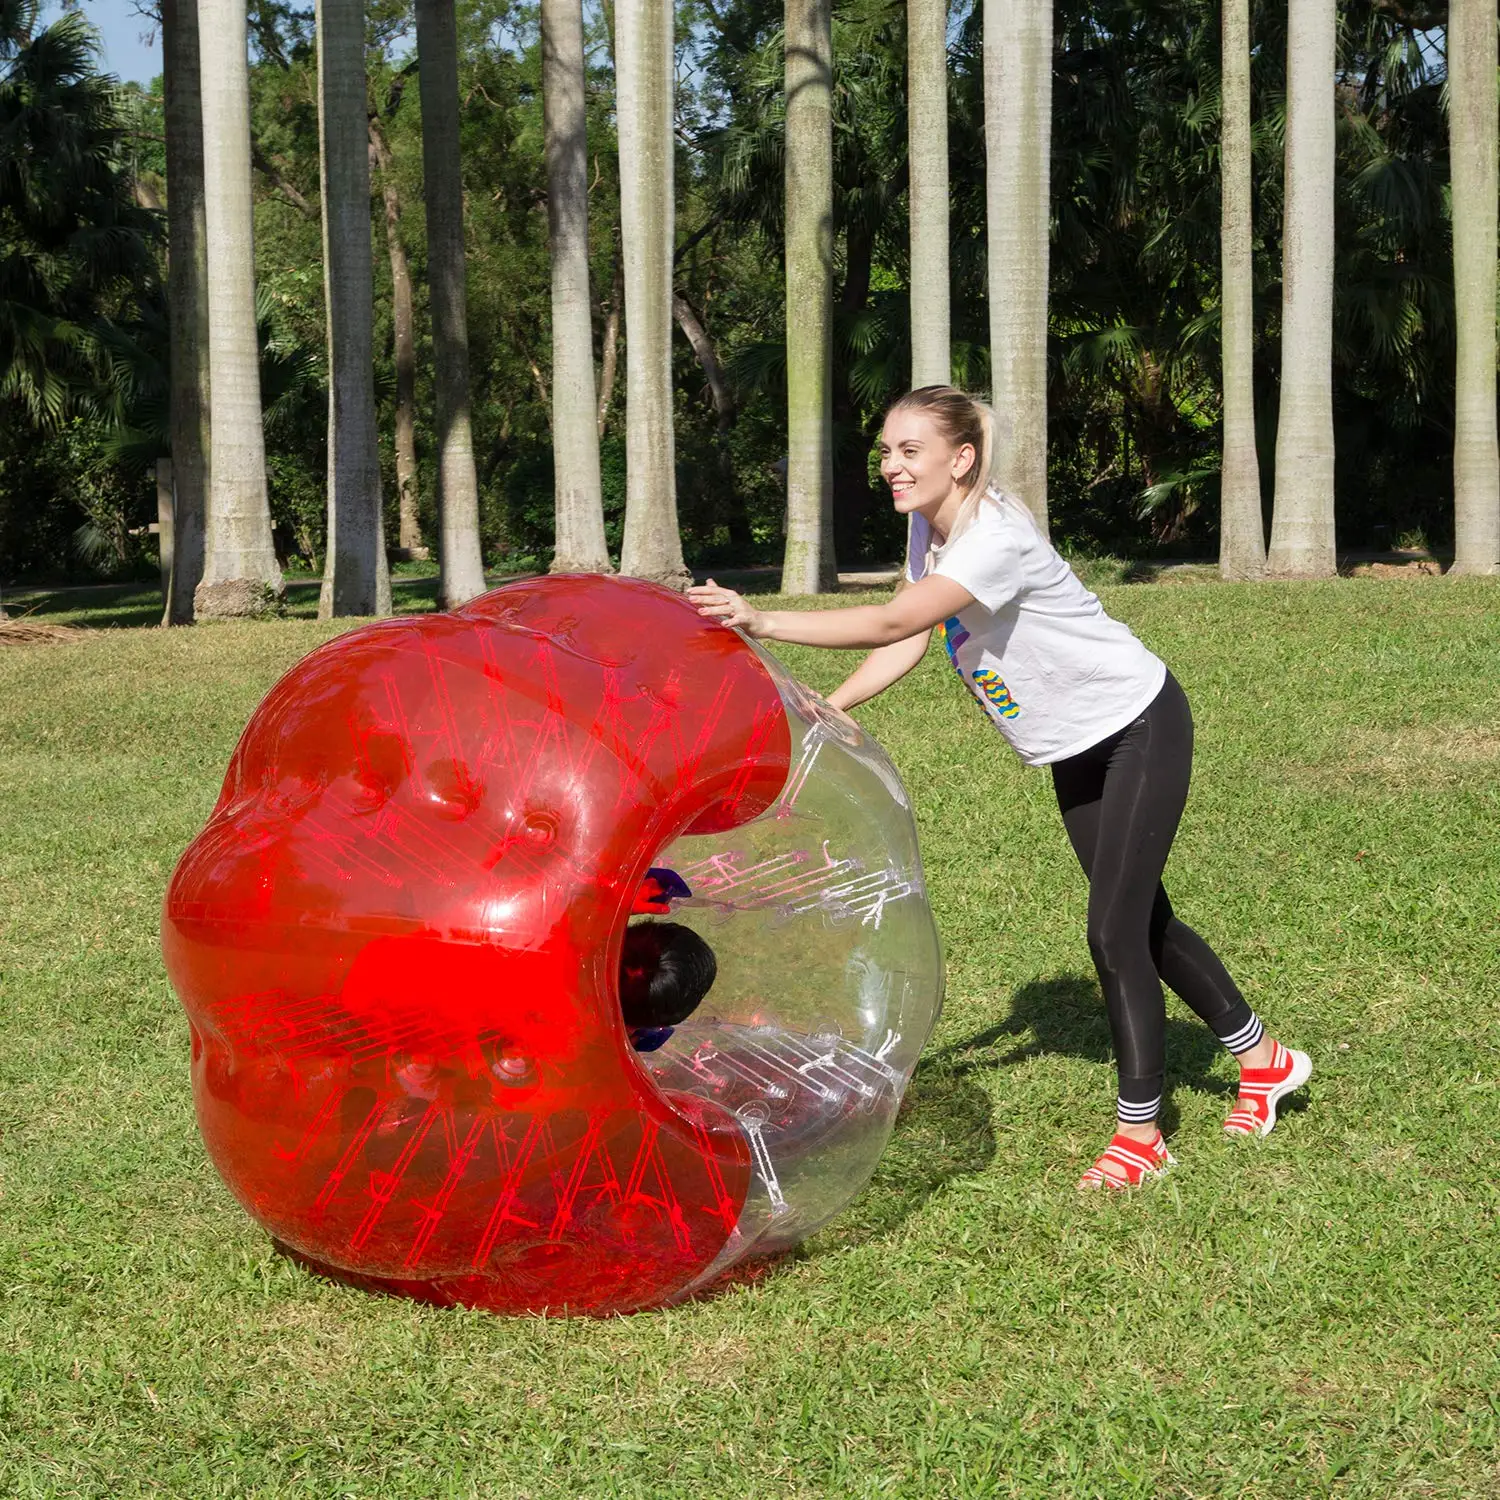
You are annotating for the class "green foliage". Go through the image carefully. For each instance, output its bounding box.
[0,1,161,425]
[0,416,157,583]
[0,1,162,582]
[0,0,1482,585]
[1039,0,1464,552]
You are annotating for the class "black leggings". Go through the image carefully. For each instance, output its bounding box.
[1050,672,1257,1119]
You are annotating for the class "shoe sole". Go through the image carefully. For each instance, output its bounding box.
[1256,1048,1313,1137]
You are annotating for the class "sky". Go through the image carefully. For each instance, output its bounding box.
[48,2,163,87]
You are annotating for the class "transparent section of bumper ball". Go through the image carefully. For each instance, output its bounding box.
[646,644,944,1295]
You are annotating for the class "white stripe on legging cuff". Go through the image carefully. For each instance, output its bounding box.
[1220,1015,1265,1054]
[1116,1095,1162,1123]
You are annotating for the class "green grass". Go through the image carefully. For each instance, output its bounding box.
[2,578,1498,1498]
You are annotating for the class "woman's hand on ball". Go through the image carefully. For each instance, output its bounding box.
[688,580,766,637]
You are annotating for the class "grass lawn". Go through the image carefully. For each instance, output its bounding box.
[1,576,1497,1498]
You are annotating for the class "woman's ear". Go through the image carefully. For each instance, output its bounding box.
[952,442,977,482]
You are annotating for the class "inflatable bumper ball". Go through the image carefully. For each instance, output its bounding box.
[163,575,943,1315]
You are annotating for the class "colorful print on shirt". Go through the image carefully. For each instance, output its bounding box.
[972,668,1021,719]
[939,616,1021,720]
[938,615,970,671]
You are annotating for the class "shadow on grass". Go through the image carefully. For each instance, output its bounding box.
[6,567,903,632]
[783,971,1240,1251]
[813,1058,999,1250]
[9,575,450,629]
[9,581,167,629]
[1119,560,1219,584]
[925,972,1305,1137]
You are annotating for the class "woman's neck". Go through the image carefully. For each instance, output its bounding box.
[920,484,971,546]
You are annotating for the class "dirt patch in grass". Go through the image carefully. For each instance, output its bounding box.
[1347,558,1443,578]
[1360,725,1500,779]
[672,1331,759,1393]
[0,621,90,646]
[1355,1142,1421,1180]
[1299,723,1500,790]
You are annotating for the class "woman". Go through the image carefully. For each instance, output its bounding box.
[688,386,1310,1188]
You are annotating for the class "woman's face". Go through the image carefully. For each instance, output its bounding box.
[877,409,975,516]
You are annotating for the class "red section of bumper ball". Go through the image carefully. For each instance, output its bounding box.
[163,576,791,1316]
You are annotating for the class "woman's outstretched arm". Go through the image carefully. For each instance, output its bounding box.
[688,573,974,650]
[825,632,932,711]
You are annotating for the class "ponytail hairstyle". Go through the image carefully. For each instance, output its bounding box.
[885,385,1037,544]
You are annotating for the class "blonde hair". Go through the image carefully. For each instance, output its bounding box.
[886,385,1036,542]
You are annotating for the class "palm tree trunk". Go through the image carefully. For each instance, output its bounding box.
[908,0,950,388]
[984,0,1052,531]
[316,0,391,618]
[673,293,733,432]
[156,458,175,598]
[597,249,622,439]
[782,0,837,594]
[161,0,209,624]
[1448,0,1500,575]
[1218,0,1265,579]
[615,0,691,588]
[193,0,283,617]
[369,118,422,554]
[543,0,611,574]
[415,0,487,607]
[1266,0,1336,577]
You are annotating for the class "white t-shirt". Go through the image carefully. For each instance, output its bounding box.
[906,492,1166,765]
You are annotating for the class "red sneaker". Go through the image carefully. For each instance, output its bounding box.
[1224,1040,1312,1137]
[1078,1130,1175,1190]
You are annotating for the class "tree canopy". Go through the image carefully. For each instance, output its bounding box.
[0,0,1478,588]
